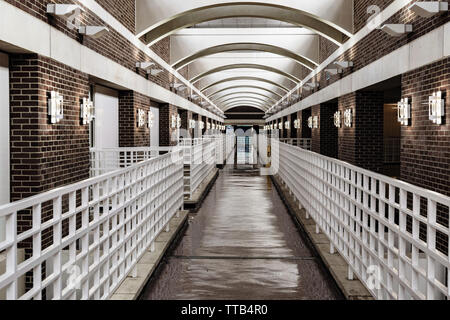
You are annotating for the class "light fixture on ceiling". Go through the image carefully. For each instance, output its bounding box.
[48,91,64,124]
[397,98,411,126]
[408,1,448,17]
[46,4,83,16]
[333,61,354,69]
[78,26,109,39]
[380,24,413,37]
[325,69,343,76]
[429,91,445,125]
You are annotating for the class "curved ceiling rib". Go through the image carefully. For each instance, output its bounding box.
[212,91,277,104]
[223,102,268,112]
[201,76,290,93]
[190,63,301,84]
[207,85,283,100]
[173,43,318,70]
[218,96,271,107]
[141,3,351,46]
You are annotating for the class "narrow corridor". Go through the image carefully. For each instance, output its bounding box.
[140,162,343,300]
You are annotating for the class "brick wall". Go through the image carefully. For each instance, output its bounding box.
[338,91,384,172]
[180,109,193,138]
[96,0,135,34]
[118,91,151,147]
[353,0,393,33]
[311,104,338,158]
[400,58,450,196]
[159,104,179,146]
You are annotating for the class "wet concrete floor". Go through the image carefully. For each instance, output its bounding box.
[140,161,343,300]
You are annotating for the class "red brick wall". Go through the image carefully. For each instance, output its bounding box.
[159,104,179,146]
[400,58,450,197]
[118,91,151,147]
[9,54,90,203]
[180,109,193,138]
[338,91,384,172]
[353,0,394,33]
[311,104,338,158]
[96,0,135,33]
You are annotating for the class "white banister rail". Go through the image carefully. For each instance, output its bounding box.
[279,138,312,150]
[276,141,450,300]
[0,149,184,300]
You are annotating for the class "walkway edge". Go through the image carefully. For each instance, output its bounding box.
[109,210,189,300]
[184,168,220,212]
[270,175,374,300]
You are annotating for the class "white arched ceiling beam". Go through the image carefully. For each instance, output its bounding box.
[137,1,353,45]
[208,85,283,100]
[218,96,272,107]
[173,42,318,71]
[212,91,277,104]
[190,63,301,84]
[200,76,290,93]
[222,101,266,112]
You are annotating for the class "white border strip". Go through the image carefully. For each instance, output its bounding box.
[267,20,449,121]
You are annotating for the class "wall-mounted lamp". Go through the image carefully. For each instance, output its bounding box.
[199,121,205,130]
[325,69,343,76]
[190,94,199,100]
[171,83,187,91]
[333,61,353,69]
[48,91,64,124]
[137,109,146,127]
[207,122,211,130]
[177,114,181,128]
[81,96,94,125]
[47,4,83,16]
[148,111,154,128]
[294,119,300,129]
[397,98,411,126]
[306,82,319,89]
[285,121,290,130]
[78,26,109,39]
[291,94,300,100]
[308,117,313,129]
[408,1,448,18]
[334,111,341,128]
[278,122,283,130]
[149,69,164,76]
[429,91,445,125]
[380,24,413,37]
[313,116,319,129]
[171,115,177,129]
[136,62,155,71]
[189,119,196,129]
[344,109,353,127]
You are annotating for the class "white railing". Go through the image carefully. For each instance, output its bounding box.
[277,141,450,300]
[90,147,173,177]
[279,138,312,150]
[0,149,184,300]
[179,138,216,199]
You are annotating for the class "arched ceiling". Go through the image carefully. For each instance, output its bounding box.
[136,1,353,113]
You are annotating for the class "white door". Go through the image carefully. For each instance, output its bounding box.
[94,85,119,148]
[0,52,9,242]
[150,106,159,147]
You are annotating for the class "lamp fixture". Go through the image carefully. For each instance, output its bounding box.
[278,122,283,130]
[137,109,146,127]
[325,69,343,76]
[48,91,64,124]
[199,121,205,130]
[344,109,353,127]
[308,116,313,129]
[429,91,445,125]
[78,26,109,39]
[408,1,448,18]
[136,62,155,71]
[333,61,354,69]
[149,69,164,76]
[334,111,341,128]
[80,96,94,125]
[46,4,83,16]
[189,119,196,129]
[397,98,411,126]
[148,111,154,128]
[285,121,290,130]
[207,122,211,130]
[171,83,187,91]
[306,82,319,89]
[312,116,319,129]
[177,114,181,128]
[294,119,300,129]
[380,24,413,37]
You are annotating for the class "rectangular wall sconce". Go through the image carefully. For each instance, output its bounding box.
[397,98,411,126]
[308,116,313,129]
[334,111,341,128]
[429,91,445,125]
[81,97,94,125]
[137,109,146,127]
[344,109,353,127]
[278,122,283,130]
[294,119,300,129]
[48,91,64,124]
[148,111,154,128]
[207,122,211,130]
[199,121,204,130]
[285,121,290,130]
[189,119,196,129]
[171,115,177,128]
[312,116,319,129]
[177,114,181,128]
